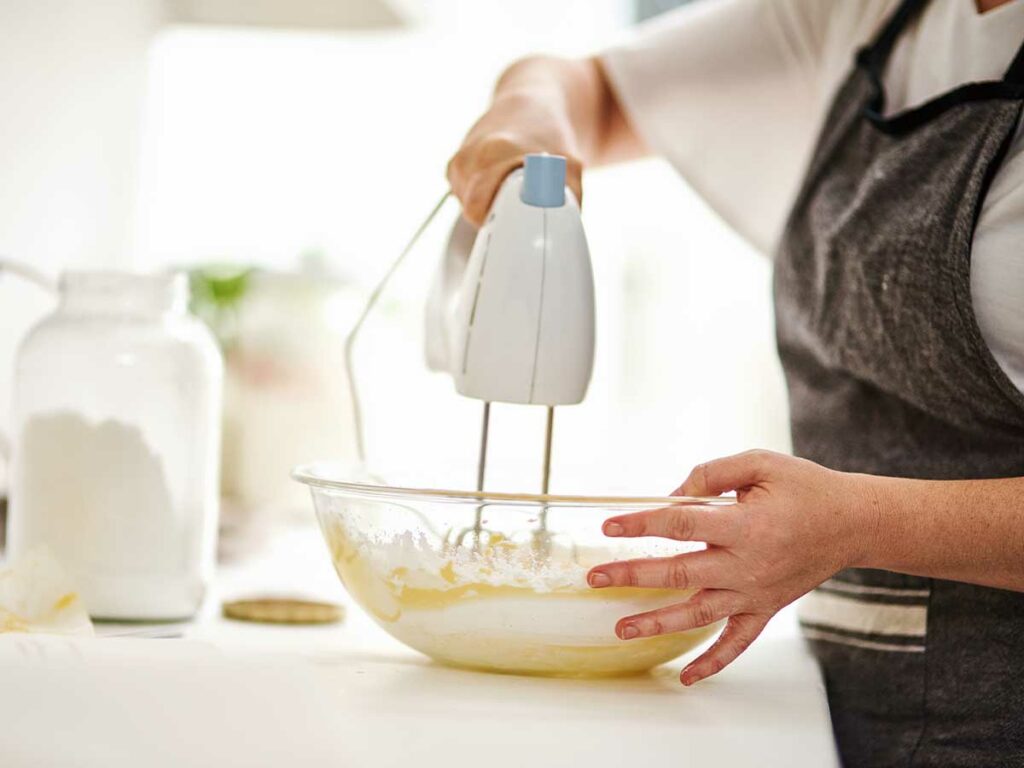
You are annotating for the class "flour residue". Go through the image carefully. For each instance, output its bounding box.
[0,546,93,636]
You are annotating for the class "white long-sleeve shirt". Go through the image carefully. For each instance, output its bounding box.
[602,0,1024,394]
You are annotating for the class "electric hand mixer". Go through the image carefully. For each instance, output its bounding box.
[346,154,595,544]
[425,153,595,495]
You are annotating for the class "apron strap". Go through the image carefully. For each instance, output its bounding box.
[864,0,1024,87]
[859,0,929,73]
[859,0,1024,133]
[1003,37,1024,85]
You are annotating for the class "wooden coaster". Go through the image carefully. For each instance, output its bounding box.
[222,598,344,625]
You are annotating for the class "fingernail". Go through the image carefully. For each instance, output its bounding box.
[588,571,611,588]
[619,624,639,640]
[604,522,623,537]
[680,668,697,686]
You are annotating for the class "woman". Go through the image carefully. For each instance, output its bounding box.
[447,0,1024,765]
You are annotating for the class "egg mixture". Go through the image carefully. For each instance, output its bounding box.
[323,518,716,677]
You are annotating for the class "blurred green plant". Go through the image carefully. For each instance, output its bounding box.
[189,266,253,351]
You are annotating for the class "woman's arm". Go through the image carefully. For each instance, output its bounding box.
[855,471,1024,590]
[587,450,1024,685]
[493,56,646,166]
[446,55,642,225]
[448,0,844,238]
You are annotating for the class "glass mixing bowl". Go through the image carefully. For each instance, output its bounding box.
[293,463,733,678]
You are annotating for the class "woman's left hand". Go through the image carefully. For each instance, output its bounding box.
[588,450,878,685]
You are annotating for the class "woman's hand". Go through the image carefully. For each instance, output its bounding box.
[588,450,878,685]
[447,87,584,226]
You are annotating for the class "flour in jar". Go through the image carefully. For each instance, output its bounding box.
[10,411,199,618]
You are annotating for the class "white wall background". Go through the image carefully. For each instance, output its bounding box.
[0,0,163,488]
[1,0,789,497]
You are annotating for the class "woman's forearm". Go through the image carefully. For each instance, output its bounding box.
[447,54,645,223]
[492,55,645,166]
[854,473,1024,591]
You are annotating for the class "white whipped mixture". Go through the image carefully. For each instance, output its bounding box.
[324,519,716,676]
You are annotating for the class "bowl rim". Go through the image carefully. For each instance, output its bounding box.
[291,463,735,508]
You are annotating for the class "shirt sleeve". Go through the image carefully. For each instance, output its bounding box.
[600,0,836,254]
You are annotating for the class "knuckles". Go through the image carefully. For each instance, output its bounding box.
[678,465,703,496]
[667,557,691,589]
[740,449,779,475]
[732,630,755,655]
[692,600,718,628]
[667,510,695,541]
[644,616,665,636]
[697,462,711,493]
[623,563,643,588]
[475,133,523,164]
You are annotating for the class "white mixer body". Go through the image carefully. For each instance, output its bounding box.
[425,165,595,406]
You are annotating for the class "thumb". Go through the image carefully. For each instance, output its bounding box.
[673,450,776,497]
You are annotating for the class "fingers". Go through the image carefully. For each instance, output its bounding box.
[679,613,769,686]
[447,134,525,225]
[602,505,738,545]
[447,134,585,226]
[458,157,523,226]
[673,450,779,497]
[614,589,739,640]
[588,552,728,591]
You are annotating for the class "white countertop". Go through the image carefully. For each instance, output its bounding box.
[0,526,839,767]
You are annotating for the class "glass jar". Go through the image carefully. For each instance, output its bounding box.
[6,271,222,620]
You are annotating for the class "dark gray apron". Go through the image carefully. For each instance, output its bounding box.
[774,0,1024,765]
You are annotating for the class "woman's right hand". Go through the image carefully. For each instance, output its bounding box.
[447,58,592,226]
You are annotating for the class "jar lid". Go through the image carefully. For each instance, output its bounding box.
[59,271,188,317]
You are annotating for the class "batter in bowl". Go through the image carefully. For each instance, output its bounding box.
[322,518,717,677]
